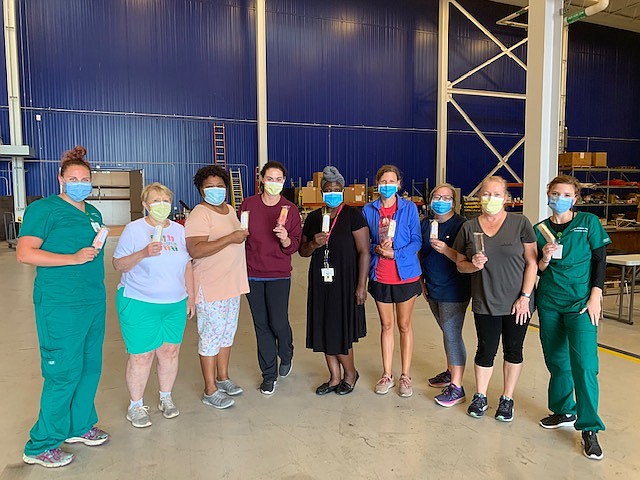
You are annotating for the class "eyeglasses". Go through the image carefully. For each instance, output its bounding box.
[432,195,453,201]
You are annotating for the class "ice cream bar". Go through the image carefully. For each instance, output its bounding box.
[277,205,290,227]
[473,232,485,255]
[240,211,250,230]
[537,223,556,244]
[91,227,109,250]
[152,224,163,243]
[430,220,438,239]
[322,213,331,233]
[387,219,397,239]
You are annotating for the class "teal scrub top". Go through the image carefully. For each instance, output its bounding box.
[534,211,611,310]
[19,195,106,306]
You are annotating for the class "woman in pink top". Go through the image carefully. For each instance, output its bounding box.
[185,166,250,410]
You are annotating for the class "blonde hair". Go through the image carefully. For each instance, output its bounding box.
[479,175,509,198]
[141,182,174,204]
[429,183,457,204]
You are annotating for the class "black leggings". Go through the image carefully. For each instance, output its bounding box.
[474,313,529,367]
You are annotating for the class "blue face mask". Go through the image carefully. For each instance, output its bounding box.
[323,191,343,208]
[204,187,226,206]
[431,200,453,215]
[548,195,574,214]
[64,181,93,202]
[378,184,398,199]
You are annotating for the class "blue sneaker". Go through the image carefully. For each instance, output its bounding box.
[434,384,466,407]
[467,393,488,418]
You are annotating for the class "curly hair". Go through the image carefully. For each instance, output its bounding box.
[60,145,91,176]
[193,165,230,191]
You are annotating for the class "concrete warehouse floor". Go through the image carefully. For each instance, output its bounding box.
[0,237,639,480]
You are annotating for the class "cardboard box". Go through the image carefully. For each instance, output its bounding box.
[313,172,323,188]
[343,187,356,204]
[559,152,592,167]
[301,187,321,205]
[351,184,366,196]
[592,152,607,167]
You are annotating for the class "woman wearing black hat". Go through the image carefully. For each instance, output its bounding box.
[299,166,370,395]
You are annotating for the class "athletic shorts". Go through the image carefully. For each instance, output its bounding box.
[368,280,422,304]
[116,287,187,355]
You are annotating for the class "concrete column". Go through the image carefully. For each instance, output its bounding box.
[436,0,449,185]
[523,0,564,223]
[256,0,268,169]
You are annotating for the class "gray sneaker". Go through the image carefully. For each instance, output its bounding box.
[158,396,180,419]
[126,405,152,428]
[202,390,234,409]
[279,359,293,378]
[215,378,244,396]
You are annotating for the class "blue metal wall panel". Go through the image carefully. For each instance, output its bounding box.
[0,0,637,205]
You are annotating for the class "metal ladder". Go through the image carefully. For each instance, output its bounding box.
[230,168,244,210]
[213,124,227,167]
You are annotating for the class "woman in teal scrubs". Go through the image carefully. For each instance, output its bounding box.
[17,146,110,468]
[535,175,611,461]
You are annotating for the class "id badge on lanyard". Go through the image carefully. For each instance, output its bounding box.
[322,249,334,283]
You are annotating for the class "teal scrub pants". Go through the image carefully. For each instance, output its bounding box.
[24,302,106,455]
[538,307,605,432]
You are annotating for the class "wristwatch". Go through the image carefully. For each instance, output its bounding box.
[521,292,531,298]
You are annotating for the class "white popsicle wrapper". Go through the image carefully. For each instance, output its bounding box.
[152,224,163,243]
[91,227,109,250]
[430,220,438,239]
[322,213,330,233]
[240,211,250,230]
[387,219,397,239]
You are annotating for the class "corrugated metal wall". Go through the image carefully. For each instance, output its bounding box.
[0,0,638,207]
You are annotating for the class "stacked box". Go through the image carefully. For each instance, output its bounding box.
[558,152,592,167]
[592,152,607,167]
[343,187,356,203]
[351,184,366,203]
[301,187,322,204]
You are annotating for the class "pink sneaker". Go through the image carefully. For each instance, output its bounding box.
[399,374,413,397]
[65,427,110,446]
[23,448,74,468]
[374,374,395,394]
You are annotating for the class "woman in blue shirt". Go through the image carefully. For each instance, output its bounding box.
[362,165,422,397]
[420,183,471,407]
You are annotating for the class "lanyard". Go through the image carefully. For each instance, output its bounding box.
[324,205,344,243]
[323,205,343,268]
